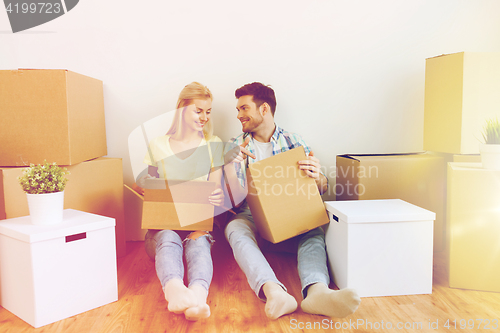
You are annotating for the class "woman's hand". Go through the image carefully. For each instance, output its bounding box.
[209,188,224,207]
[137,173,155,188]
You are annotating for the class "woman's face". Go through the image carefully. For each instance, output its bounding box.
[183,98,212,133]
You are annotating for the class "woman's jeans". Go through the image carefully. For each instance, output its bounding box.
[224,207,330,300]
[145,229,214,292]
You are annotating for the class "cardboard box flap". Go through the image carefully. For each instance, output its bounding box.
[427,52,464,60]
[0,209,115,243]
[338,153,424,162]
[325,199,436,224]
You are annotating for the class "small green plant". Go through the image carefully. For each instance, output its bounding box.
[18,161,70,194]
[482,118,500,144]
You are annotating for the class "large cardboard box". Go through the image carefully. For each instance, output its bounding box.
[246,146,329,244]
[0,69,107,166]
[424,52,500,154]
[447,162,500,292]
[0,210,118,328]
[0,157,125,257]
[325,200,435,297]
[336,153,446,251]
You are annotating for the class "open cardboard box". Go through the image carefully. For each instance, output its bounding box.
[125,180,215,231]
[246,146,329,244]
[0,69,107,166]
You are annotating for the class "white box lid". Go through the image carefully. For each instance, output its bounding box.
[0,209,115,243]
[324,199,436,224]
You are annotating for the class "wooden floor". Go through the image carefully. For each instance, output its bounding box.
[2,226,500,333]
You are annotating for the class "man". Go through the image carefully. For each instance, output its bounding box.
[224,82,361,320]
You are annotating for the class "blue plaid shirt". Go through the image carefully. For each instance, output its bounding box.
[225,124,313,189]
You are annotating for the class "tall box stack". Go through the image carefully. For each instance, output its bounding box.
[424,52,500,155]
[0,69,125,257]
[423,52,500,290]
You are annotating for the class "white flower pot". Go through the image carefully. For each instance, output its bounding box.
[26,191,65,225]
[480,144,500,170]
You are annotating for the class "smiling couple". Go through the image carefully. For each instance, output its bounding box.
[139,82,361,321]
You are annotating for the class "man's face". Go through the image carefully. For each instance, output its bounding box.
[236,95,264,133]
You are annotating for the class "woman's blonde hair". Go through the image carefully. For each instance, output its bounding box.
[167,82,213,139]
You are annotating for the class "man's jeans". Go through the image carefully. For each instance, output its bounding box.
[225,208,330,300]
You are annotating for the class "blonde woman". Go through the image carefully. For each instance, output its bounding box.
[139,82,224,321]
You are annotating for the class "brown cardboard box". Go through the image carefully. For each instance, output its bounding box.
[424,52,500,154]
[0,157,125,257]
[246,146,329,244]
[0,69,107,166]
[336,153,446,251]
[128,180,214,231]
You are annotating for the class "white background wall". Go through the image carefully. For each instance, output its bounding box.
[2,0,500,200]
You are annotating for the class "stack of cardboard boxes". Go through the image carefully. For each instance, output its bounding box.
[0,69,125,257]
[425,52,500,293]
[335,52,500,292]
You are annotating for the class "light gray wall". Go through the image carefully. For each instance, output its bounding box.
[2,0,500,200]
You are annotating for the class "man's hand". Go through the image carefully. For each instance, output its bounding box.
[298,151,321,181]
[298,151,328,195]
[225,136,256,164]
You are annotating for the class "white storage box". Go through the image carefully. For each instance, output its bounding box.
[0,209,118,328]
[324,199,435,297]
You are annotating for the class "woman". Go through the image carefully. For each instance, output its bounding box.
[139,82,224,321]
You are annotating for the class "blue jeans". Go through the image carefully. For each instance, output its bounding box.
[224,208,330,300]
[145,229,214,292]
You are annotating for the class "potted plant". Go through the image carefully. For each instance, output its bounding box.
[479,118,500,170]
[18,161,70,225]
